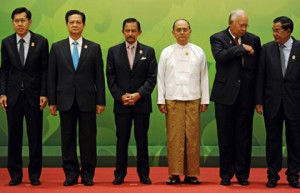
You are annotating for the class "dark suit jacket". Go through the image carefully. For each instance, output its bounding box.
[106,42,157,114]
[48,38,105,112]
[0,31,48,107]
[210,28,261,108]
[256,38,300,120]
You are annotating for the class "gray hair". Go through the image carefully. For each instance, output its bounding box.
[228,9,247,23]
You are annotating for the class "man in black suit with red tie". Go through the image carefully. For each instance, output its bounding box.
[210,9,261,186]
[0,7,48,186]
[256,16,300,189]
[106,18,157,185]
[48,10,105,186]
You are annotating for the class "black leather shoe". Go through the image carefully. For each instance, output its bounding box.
[30,179,41,186]
[289,180,300,188]
[140,177,152,184]
[63,178,78,186]
[266,178,277,188]
[238,178,249,186]
[8,179,22,186]
[220,179,231,186]
[81,177,94,186]
[112,177,124,185]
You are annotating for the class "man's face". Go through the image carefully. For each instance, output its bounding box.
[67,14,85,36]
[272,22,291,44]
[12,12,32,37]
[122,22,141,44]
[172,20,191,46]
[229,14,248,38]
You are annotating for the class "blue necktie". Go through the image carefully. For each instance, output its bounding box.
[72,41,79,69]
[19,39,25,65]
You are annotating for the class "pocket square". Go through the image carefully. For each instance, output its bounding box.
[141,57,147,60]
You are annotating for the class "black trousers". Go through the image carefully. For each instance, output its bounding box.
[114,112,150,179]
[59,101,97,180]
[215,100,254,180]
[264,103,300,181]
[7,92,43,181]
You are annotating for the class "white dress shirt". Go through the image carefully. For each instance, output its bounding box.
[157,43,210,104]
[69,36,83,56]
[16,32,31,62]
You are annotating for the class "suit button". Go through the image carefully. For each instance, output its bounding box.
[237,80,241,83]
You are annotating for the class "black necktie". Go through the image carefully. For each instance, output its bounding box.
[19,39,25,65]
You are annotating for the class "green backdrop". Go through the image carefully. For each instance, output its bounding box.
[0,0,299,167]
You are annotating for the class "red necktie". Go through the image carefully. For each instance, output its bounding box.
[235,37,239,45]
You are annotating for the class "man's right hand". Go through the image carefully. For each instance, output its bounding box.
[158,104,167,114]
[0,95,7,111]
[49,105,57,116]
[255,104,263,115]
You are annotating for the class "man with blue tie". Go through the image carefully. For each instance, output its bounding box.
[0,7,48,186]
[256,16,300,188]
[48,10,106,186]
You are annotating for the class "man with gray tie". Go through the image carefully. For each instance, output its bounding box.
[106,18,157,185]
[256,16,300,188]
[48,10,105,186]
[0,7,48,186]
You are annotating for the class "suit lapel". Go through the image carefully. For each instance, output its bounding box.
[271,43,285,78]
[120,43,131,72]
[10,35,23,69]
[25,31,35,68]
[225,29,236,47]
[61,39,74,70]
[285,40,299,76]
[132,43,143,70]
[77,38,88,70]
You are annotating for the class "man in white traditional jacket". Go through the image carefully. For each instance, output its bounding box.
[157,19,209,185]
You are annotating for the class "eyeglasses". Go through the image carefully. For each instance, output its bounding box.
[272,28,285,34]
[237,23,249,28]
[13,19,28,24]
[68,21,83,25]
[174,28,190,33]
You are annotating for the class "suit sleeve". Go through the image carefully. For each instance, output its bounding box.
[255,46,266,105]
[210,34,245,64]
[48,44,57,105]
[106,48,125,101]
[95,44,106,105]
[0,40,9,95]
[40,38,49,97]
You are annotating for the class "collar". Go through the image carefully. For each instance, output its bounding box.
[69,36,83,46]
[125,41,137,49]
[228,29,239,41]
[280,37,293,48]
[16,32,31,43]
[175,42,190,48]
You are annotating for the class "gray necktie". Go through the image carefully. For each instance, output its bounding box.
[279,44,286,77]
[19,39,25,65]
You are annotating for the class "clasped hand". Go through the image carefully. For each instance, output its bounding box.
[121,93,141,106]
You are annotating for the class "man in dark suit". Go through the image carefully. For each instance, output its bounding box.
[256,16,300,189]
[48,10,105,186]
[210,9,261,186]
[0,7,48,186]
[106,18,157,185]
